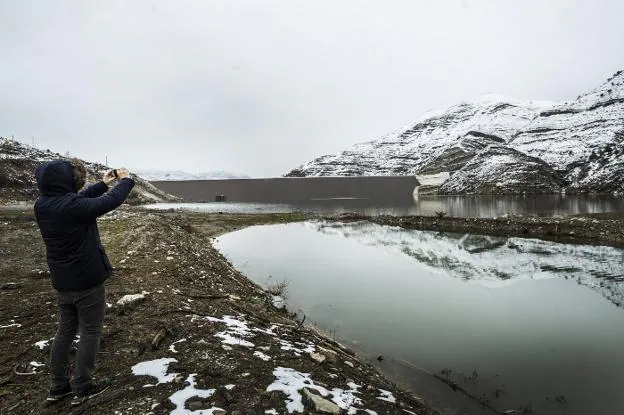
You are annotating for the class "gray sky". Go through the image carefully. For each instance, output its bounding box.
[1,0,623,177]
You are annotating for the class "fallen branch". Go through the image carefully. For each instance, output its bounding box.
[13,364,37,376]
[187,294,228,300]
[294,313,306,332]
[149,309,211,318]
[396,357,503,415]
[433,374,502,414]
[151,328,169,350]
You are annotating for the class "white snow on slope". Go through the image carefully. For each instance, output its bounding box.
[290,97,550,177]
[287,70,624,192]
[377,389,397,403]
[131,358,179,385]
[267,367,365,414]
[254,351,272,361]
[169,338,187,354]
[34,339,51,349]
[191,315,277,349]
[117,291,149,306]
[168,374,220,415]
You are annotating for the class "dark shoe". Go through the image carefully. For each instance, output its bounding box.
[70,382,110,406]
[46,384,73,402]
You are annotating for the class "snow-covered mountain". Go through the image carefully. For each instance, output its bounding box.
[309,221,624,308]
[134,169,251,181]
[287,70,624,194]
[0,138,179,204]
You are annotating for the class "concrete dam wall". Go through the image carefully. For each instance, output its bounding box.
[152,176,419,204]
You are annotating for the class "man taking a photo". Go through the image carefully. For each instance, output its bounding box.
[34,159,134,406]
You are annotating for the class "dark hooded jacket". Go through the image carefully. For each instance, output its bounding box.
[34,160,135,292]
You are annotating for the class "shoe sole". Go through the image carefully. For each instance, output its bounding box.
[46,392,73,402]
[70,385,110,406]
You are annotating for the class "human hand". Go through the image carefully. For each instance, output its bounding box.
[116,168,130,179]
[103,170,116,185]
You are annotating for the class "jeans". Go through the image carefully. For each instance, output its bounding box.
[50,283,106,394]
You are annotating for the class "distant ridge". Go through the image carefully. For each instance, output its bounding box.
[134,169,251,181]
[287,70,624,195]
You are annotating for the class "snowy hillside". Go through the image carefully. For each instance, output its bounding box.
[134,169,250,181]
[287,70,624,194]
[0,138,180,204]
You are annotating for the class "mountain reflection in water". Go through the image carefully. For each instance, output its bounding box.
[310,221,624,306]
[215,221,624,415]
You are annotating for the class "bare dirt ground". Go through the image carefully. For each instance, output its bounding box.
[0,208,437,415]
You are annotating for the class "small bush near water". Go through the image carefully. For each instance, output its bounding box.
[266,279,289,298]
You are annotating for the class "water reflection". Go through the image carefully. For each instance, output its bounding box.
[310,221,624,306]
[411,194,624,218]
[144,194,624,218]
[215,222,624,414]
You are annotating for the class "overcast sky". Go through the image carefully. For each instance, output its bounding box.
[1,1,623,177]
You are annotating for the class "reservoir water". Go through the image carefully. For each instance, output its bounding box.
[215,221,624,414]
[144,194,624,218]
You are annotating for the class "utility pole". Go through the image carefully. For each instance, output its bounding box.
[105,155,108,167]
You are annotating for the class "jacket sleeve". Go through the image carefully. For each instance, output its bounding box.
[79,181,109,198]
[70,178,135,221]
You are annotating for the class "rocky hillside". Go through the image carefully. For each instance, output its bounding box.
[0,138,180,204]
[287,70,624,194]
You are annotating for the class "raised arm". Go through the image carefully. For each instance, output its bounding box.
[79,170,116,198]
[70,176,135,221]
[79,181,109,198]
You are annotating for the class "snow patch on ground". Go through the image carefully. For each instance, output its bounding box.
[168,374,220,415]
[377,389,397,403]
[169,338,187,354]
[29,361,45,373]
[272,295,287,308]
[214,332,254,348]
[131,358,178,386]
[278,339,316,356]
[194,315,277,348]
[205,315,253,334]
[268,367,373,414]
[117,291,149,306]
[34,339,50,349]
[253,351,271,361]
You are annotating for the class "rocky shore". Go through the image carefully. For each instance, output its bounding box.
[0,208,436,415]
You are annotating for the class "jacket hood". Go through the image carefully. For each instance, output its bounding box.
[36,160,76,196]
